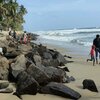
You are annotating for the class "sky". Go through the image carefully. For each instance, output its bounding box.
[17,0,100,31]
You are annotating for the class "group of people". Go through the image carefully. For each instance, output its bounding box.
[87,34,100,66]
[20,33,31,44]
[9,30,31,44]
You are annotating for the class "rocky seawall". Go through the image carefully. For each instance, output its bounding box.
[0,32,81,100]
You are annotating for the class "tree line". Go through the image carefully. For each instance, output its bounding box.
[0,0,27,31]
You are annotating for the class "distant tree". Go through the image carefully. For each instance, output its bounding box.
[0,0,27,30]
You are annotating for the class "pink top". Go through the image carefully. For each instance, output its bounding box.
[90,49,95,56]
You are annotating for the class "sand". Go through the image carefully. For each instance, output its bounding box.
[0,38,100,100]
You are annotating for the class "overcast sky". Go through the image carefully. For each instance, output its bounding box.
[17,0,100,31]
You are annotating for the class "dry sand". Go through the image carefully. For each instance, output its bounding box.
[0,41,100,100]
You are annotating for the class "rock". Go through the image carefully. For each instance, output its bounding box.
[2,47,7,55]
[37,45,47,57]
[18,44,32,54]
[43,52,52,59]
[0,82,9,89]
[62,67,70,72]
[10,54,27,78]
[15,71,39,96]
[0,57,9,80]
[8,41,17,48]
[0,88,13,93]
[25,52,34,61]
[33,55,42,67]
[26,64,50,86]
[4,52,18,59]
[42,59,59,67]
[65,76,75,83]
[40,82,81,100]
[56,52,68,65]
[82,79,98,92]
[64,55,72,59]
[43,67,68,82]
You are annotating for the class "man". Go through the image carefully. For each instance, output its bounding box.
[93,34,100,64]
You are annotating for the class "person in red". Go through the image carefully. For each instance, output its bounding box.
[87,45,95,66]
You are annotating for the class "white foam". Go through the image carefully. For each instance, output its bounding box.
[33,28,100,47]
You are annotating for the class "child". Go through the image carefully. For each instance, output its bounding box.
[87,45,95,66]
[23,34,27,44]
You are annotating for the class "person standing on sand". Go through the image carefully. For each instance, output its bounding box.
[93,34,100,64]
[87,45,95,66]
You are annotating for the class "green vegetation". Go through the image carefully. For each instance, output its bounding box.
[0,0,27,30]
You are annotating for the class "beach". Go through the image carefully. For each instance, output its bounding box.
[0,38,100,100]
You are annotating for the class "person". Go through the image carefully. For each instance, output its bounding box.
[27,33,31,43]
[93,34,100,64]
[13,30,17,39]
[9,31,12,36]
[87,45,95,66]
[23,34,27,44]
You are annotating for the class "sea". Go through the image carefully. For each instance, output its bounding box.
[33,28,100,57]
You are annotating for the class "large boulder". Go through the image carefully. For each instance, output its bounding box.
[26,64,50,86]
[37,44,47,57]
[42,59,59,67]
[33,54,42,67]
[0,57,9,80]
[42,66,68,82]
[18,44,32,54]
[56,52,68,65]
[40,82,81,100]
[8,41,17,48]
[10,54,27,78]
[4,50,19,59]
[82,79,98,92]
[43,52,52,59]
[14,71,39,99]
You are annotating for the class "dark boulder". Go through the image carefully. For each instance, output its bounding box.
[43,52,52,59]
[37,44,47,57]
[15,71,39,99]
[42,59,59,67]
[62,67,70,72]
[82,79,98,92]
[25,52,35,63]
[26,64,50,86]
[56,52,68,65]
[43,66,68,83]
[40,82,81,100]
[4,52,18,59]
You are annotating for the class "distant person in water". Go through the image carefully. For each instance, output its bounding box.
[93,34,100,64]
[87,45,95,66]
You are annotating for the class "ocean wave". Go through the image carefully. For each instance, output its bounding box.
[71,39,92,46]
[34,28,100,47]
[35,28,100,37]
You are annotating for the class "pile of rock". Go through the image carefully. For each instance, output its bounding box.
[0,34,81,100]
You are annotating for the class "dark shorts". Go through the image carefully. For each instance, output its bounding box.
[91,55,95,61]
